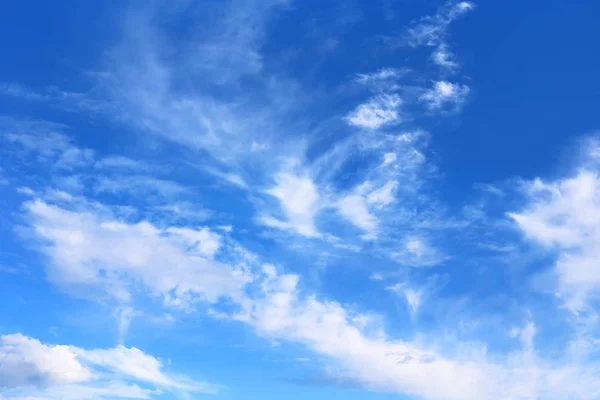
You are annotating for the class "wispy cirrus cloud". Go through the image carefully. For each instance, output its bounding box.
[7,2,600,400]
[402,1,474,73]
[233,267,600,400]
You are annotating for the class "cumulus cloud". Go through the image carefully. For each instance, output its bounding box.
[0,334,92,388]
[0,333,216,399]
[22,198,252,307]
[509,169,600,313]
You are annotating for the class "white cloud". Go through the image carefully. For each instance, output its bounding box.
[388,283,423,314]
[0,334,216,399]
[203,168,248,188]
[432,44,460,71]
[1,118,73,159]
[356,68,409,86]
[420,81,470,111]
[116,307,136,345]
[1,382,155,400]
[0,334,93,388]
[335,181,398,239]
[336,194,378,237]
[345,94,402,129]
[251,140,269,152]
[366,180,398,207]
[165,226,222,258]
[233,269,600,400]
[22,199,252,307]
[262,171,321,238]
[382,152,397,165]
[405,1,474,48]
[75,346,215,392]
[93,176,186,198]
[509,170,600,313]
[402,2,473,77]
[0,82,49,101]
[392,236,447,267]
[85,0,296,167]
[95,156,152,171]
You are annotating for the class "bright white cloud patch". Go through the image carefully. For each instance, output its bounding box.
[0,334,215,399]
[420,81,470,111]
[345,94,402,129]
[262,171,321,237]
[336,180,398,239]
[23,199,252,307]
[432,44,460,71]
[337,194,378,237]
[234,269,600,400]
[510,169,600,313]
[0,334,92,388]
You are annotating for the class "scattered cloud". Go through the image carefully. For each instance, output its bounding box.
[432,44,460,72]
[401,1,474,73]
[392,236,448,267]
[420,81,470,111]
[355,68,409,87]
[405,1,474,48]
[345,94,403,129]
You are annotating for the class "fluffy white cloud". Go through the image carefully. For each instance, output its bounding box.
[0,334,92,388]
[509,170,600,313]
[420,81,470,111]
[262,171,321,237]
[345,94,402,129]
[0,334,215,399]
[22,199,252,306]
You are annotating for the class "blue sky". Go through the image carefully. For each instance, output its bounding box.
[1,1,600,399]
